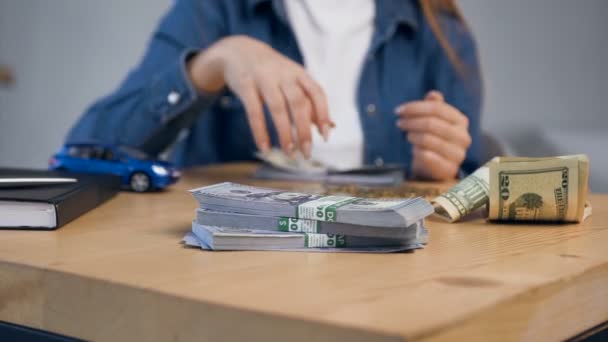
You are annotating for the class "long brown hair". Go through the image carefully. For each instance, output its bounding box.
[420,0,468,73]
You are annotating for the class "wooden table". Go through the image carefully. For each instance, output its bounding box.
[1,163,607,341]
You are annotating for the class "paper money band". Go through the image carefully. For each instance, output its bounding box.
[304,233,346,248]
[297,196,359,221]
[277,217,320,233]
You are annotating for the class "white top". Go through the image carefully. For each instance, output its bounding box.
[285,0,375,170]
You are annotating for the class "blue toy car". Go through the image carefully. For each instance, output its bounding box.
[49,143,181,192]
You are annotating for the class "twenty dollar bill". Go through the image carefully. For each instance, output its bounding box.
[433,154,590,223]
[488,155,589,222]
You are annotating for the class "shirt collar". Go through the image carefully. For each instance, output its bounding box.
[375,0,419,32]
[246,0,419,32]
[246,0,271,14]
[246,0,287,24]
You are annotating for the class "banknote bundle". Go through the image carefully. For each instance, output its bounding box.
[183,182,434,252]
[432,154,591,223]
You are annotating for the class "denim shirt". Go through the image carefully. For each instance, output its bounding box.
[66,0,483,174]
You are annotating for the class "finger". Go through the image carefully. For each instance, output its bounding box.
[236,83,271,153]
[393,90,445,116]
[396,101,468,127]
[425,90,444,102]
[258,80,295,157]
[412,146,459,180]
[407,132,466,164]
[280,80,313,159]
[297,75,334,141]
[397,117,472,148]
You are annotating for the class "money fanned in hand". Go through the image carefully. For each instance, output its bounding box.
[432,154,590,223]
[190,182,433,228]
[256,148,327,175]
[254,148,405,186]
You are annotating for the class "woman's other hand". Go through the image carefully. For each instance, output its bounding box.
[187,36,333,159]
[395,90,472,180]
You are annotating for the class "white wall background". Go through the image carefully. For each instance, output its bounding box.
[1,0,607,189]
[461,0,608,132]
[0,0,171,166]
[459,0,608,191]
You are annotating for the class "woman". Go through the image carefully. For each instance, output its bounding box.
[67,0,482,180]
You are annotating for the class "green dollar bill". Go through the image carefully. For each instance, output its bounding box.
[432,163,490,222]
[488,155,589,222]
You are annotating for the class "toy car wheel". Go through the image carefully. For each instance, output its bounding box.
[130,172,151,192]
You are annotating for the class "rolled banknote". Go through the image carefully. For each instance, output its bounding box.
[488,154,589,222]
[433,155,590,223]
[431,162,491,222]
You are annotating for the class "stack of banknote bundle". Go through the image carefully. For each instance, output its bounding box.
[183,182,434,253]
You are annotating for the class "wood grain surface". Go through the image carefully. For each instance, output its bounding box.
[0,163,606,341]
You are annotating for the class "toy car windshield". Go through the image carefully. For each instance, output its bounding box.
[117,146,150,160]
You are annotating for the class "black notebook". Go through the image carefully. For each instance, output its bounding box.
[0,169,121,229]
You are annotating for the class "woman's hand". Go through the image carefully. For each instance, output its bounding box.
[187,36,333,159]
[395,91,472,180]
